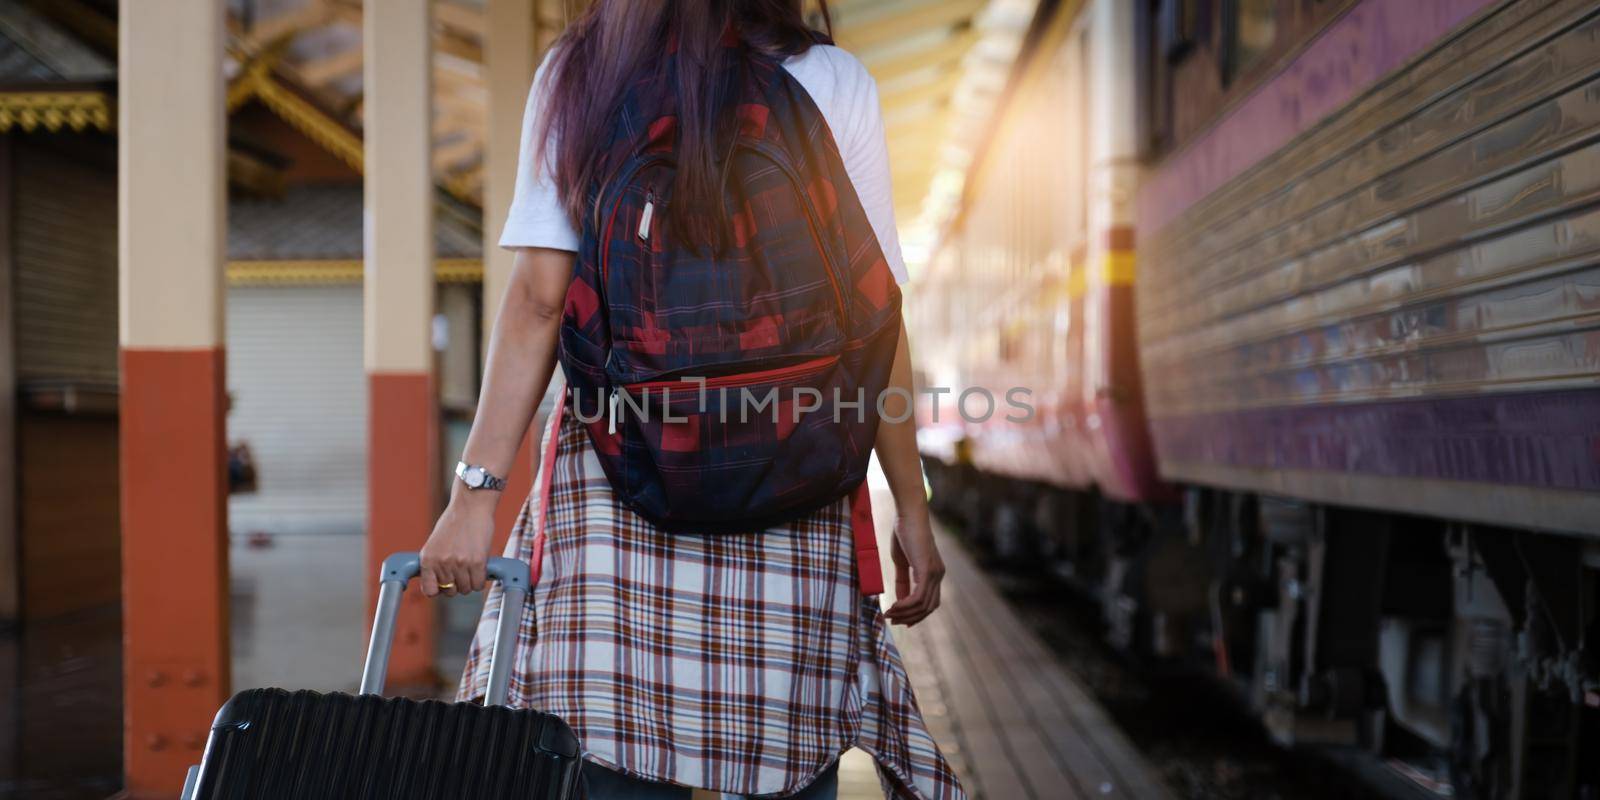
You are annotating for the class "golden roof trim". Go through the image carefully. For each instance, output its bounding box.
[227,259,483,286]
[229,58,365,173]
[228,58,481,207]
[0,89,111,133]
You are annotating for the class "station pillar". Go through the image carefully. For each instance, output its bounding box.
[1084,0,1161,501]
[363,0,438,689]
[482,0,539,546]
[117,0,230,793]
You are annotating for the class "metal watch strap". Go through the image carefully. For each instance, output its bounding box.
[455,461,507,491]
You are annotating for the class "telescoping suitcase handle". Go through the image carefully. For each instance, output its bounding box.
[359,552,530,706]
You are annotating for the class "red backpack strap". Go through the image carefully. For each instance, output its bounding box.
[850,482,884,596]
[527,390,568,589]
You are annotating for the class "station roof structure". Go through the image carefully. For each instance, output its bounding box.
[0,0,114,133]
[0,0,1048,279]
[232,0,1044,269]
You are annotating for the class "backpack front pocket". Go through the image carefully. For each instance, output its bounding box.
[604,354,860,532]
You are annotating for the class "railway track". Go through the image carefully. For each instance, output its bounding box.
[943,518,1470,800]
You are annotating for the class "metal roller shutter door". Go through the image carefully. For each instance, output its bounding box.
[13,140,117,388]
[227,284,366,536]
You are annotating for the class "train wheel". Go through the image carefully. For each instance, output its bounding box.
[1448,677,1512,800]
[992,499,1030,565]
[1098,502,1151,653]
[959,483,988,550]
[1031,489,1063,566]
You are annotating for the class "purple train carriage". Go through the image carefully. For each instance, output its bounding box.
[912,0,1600,796]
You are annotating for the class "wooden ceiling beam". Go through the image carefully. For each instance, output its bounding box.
[887,102,951,131]
[895,193,929,216]
[433,63,485,89]
[328,0,362,27]
[888,166,945,200]
[863,26,980,84]
[834,0,984,52]
[434,85,487,113]
[895,180,930,199]
[432,104,483,137]
[446,167,485,199]
[297,46,363,86]
[888,134,947,162]
[433,109,481,134]
[880,70,962,112]
[434,1,486,37]
[435,32,483,64]
[434,134,482,171]
[21,0,117,54]
[435,115,483,141]
[536,0,583,26]
[892,191,936,218]
[436,51,483,80]
[237,0,332,53]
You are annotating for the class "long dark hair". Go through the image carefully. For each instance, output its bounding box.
[536,1,832,239]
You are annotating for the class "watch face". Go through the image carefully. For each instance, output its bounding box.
[464,466,485,488]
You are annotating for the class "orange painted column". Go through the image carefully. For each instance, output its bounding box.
[117,0,230,794]
[366,373,438,685]
[483,0,540,547]
[364,0,438,689]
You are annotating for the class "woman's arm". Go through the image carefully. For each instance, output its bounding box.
[875,322,945,626]
[419,246,574,597]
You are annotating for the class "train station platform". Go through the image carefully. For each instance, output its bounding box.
[859,488,1172,800]
[1,487,1172,800]
[218,481,1177,800]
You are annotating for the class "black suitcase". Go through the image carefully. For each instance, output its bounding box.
[180,552,583,799]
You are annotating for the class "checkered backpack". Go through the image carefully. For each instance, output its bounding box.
[559,34,902,537]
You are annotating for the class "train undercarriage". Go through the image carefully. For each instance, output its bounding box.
[925,459,1600,800]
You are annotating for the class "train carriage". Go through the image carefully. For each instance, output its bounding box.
[1140,0,1600,536]
[912,0,1600,796]
[912,0,1166,558]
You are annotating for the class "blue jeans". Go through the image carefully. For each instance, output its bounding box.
[582,760,839,800]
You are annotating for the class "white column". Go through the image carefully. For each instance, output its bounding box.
[482,0,536,339]
[1089,0,1139,169]
[120,0,226,350]
[363,0,438,687]
[481,0,542,549]
[1087,0,1140,245]
[118,0,229,792]
[364,0,434,375]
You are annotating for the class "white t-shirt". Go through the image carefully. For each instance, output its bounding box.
[498,44,909,285]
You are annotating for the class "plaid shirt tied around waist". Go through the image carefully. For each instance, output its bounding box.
[458,406,965,799]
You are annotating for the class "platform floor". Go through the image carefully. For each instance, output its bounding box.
[851,488,1171,800]
[219,488,1171,800]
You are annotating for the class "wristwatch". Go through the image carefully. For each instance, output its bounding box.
[454,461,507,491]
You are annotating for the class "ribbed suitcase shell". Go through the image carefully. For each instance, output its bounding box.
[193,687,582,799]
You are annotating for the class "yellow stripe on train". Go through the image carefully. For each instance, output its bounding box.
[1063,251,1135,299]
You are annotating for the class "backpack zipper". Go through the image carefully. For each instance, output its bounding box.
[598,154,669,284]
[598,144,847,333]
[638,191,656,241]
[625,354,838,392]
[606,354,840,434]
